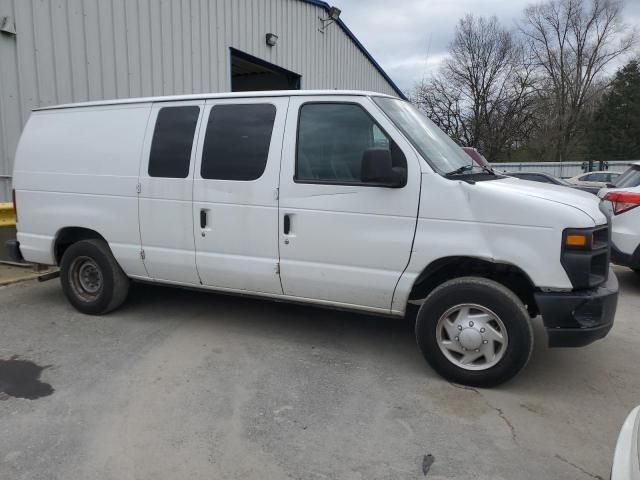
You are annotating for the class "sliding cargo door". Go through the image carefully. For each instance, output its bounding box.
[192,97,288,294]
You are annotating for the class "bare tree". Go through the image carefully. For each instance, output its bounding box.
[413,77,471,146]
[413,15,537,160]
[520,0,636,161]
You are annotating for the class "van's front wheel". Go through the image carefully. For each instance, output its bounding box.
[60,239,130,315]
[415,277,533,387]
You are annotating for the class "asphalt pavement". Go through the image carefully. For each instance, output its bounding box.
[1,266,638,479]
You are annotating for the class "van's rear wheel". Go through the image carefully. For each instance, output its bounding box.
[60,239,130,315]
[415,277,533,387]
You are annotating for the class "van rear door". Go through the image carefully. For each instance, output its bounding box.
[192,97,288,294]
[138,101,205,284]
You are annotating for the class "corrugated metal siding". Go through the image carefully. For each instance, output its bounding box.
[0,0,399,200]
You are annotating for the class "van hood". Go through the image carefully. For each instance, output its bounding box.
[485,177,605,223]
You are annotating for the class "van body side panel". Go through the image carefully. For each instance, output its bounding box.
[13,105,151,275]
[391,173,592,313]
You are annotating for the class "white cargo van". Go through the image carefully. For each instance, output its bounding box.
[7,90,618,386]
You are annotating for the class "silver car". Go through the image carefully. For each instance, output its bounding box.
[567,170,622,189]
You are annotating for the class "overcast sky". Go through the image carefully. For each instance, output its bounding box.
[335,0,640,95]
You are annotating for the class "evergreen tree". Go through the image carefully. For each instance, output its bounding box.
[589,60,640,160]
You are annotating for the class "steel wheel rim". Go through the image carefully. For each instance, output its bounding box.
[70,256,103,300]
[435,303,508,371]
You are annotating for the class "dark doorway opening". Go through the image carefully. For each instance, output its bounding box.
[230,48,301,92]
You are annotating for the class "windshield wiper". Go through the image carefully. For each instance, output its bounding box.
[444,165,476,176]
[480,164,496,175]
[445,164,496,177]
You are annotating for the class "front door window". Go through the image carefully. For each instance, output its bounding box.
[295,103,406,185]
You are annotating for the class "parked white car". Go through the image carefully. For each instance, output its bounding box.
[568,170,622,189]
[598,162,640,273]
[611,406,640,480]
[7,90,619,387]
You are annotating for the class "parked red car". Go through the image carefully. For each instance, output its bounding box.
[462,147,491,168]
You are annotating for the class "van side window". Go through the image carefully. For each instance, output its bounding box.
[148,106,200,178]
[201,104,276,181]
[296,103,406,184]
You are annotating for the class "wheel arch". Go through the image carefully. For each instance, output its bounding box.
[53,227,108,265]
[407,256,539,316]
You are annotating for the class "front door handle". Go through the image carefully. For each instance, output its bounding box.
[283,214,290,235]
[200,209,207,229]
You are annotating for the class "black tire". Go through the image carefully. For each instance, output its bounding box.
[415,276,533,387]
[60,239,130,315]
[633,268,640,276]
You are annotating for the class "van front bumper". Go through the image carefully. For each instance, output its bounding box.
[4,239,23,263]
[534,270,618,347]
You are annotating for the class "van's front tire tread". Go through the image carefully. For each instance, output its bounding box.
[60,239,130,315]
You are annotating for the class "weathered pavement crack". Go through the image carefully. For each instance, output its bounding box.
[449,383,603,479]
[554,454,604,480]
[449,382,518,445]
[492,405,517,445]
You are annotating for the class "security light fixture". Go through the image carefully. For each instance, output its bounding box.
[318,5,341,33]
[0,16,16,35]
[265,33,278,47]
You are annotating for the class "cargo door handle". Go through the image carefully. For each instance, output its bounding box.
[200,209,207,229]
[283,214,290,235]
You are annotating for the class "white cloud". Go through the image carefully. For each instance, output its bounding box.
[384,52,450,91]
[335,0,640,94]
[385,52,450,71]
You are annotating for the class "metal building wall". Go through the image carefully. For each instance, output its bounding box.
[0,0,400,201]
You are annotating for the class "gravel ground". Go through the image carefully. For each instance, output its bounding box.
[0,265,638,479]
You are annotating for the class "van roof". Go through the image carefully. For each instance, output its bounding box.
[34,90,398,111]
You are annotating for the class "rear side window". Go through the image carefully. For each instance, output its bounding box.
[148,106,200,178]
[201,103,276,181]
[585,173,606,182]
[296,103,406,184]
[606,173,619,182]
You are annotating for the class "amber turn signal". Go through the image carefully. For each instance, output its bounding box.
[565,234,588,247]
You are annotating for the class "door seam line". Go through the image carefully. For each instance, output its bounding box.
[275,97,291,295]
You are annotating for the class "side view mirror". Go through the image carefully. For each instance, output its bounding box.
[360,148,407,188]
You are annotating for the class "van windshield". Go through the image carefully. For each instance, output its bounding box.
[373,97,476,175]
